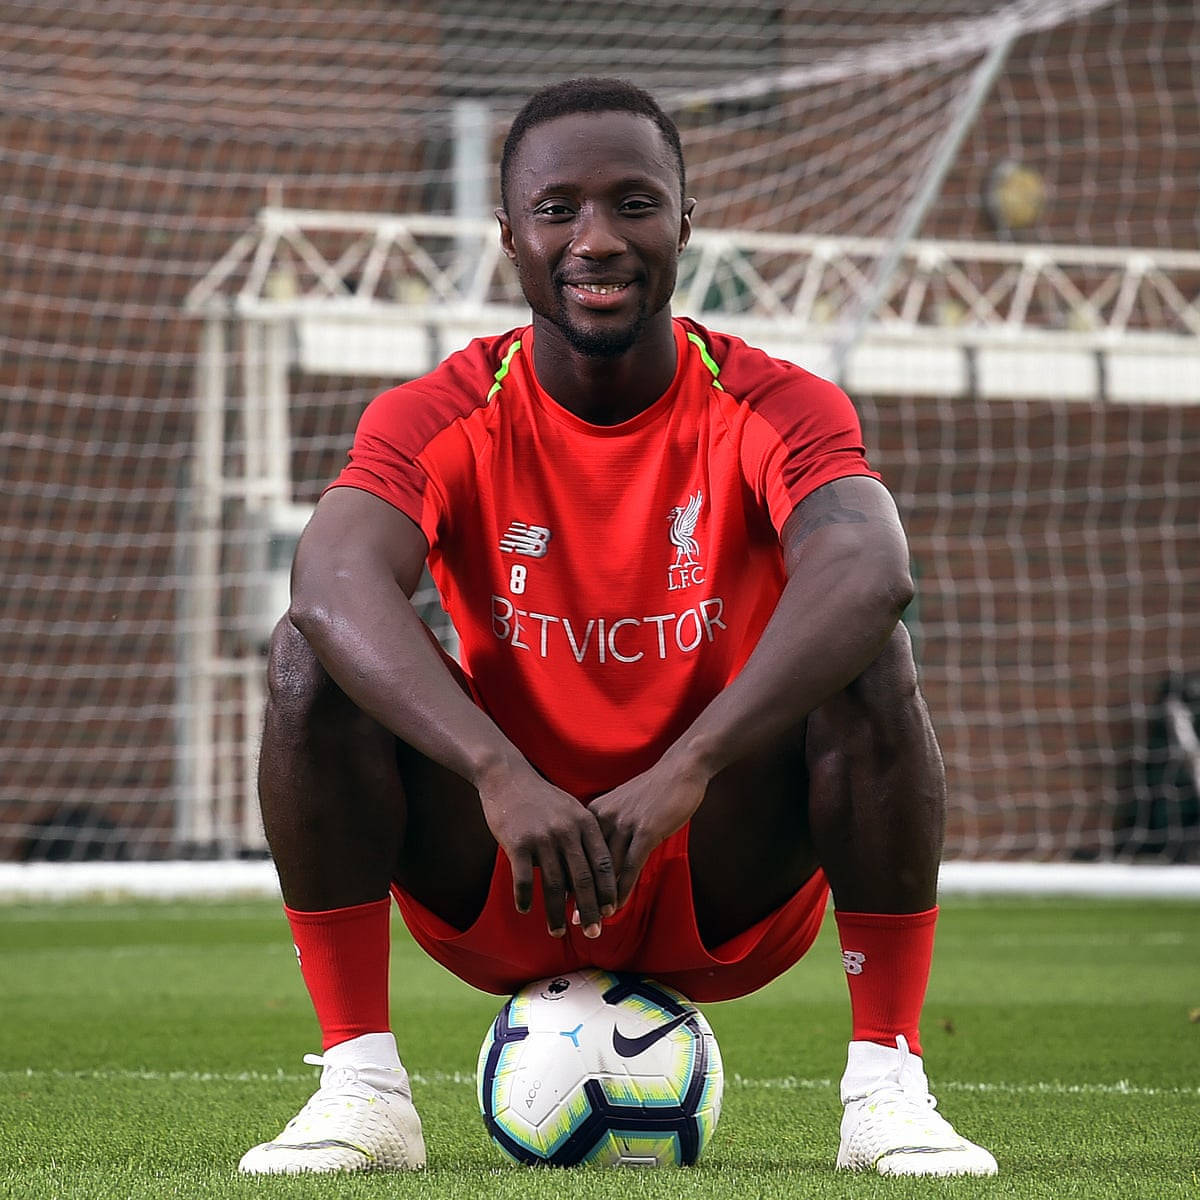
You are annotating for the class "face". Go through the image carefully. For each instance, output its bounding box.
[498,110,693,360]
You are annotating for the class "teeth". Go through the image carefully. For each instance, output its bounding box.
[576,283,625,295]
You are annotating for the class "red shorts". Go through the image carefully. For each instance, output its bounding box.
[391,826,829,1003]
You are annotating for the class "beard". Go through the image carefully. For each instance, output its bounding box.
[553,302,650,359]
[520,267,665,360]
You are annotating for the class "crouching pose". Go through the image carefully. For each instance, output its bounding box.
[239,77,997,1179]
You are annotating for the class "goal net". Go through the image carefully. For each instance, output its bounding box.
[2,1,1198,868]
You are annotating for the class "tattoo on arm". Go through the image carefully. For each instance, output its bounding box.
[789,483,868,546]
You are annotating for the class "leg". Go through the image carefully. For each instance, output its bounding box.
[803,624,996,1177]
[686,733,819,950]
[805,621,945,913]
[259,616,496,924]
[688,625,993,1177]
[243,618,496,1176]
[685,622,943,948]
[805,623,943,1054]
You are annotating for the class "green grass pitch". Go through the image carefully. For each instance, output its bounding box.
[1,894,1196,1199]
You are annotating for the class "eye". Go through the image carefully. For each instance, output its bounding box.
[620,197,658,214]
[533,201,574,218]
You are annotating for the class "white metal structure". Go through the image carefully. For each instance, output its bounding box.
[182,208,1200,851]
[188,208,1200,400]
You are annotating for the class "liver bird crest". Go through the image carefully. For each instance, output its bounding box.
[668,491,703,566]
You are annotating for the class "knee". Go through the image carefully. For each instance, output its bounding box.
[264,617,386,752]
[852,622,922,712]
[807,623,928,763]
[264,616,332,719]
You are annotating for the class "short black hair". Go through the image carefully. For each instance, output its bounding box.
[499,77,686,211]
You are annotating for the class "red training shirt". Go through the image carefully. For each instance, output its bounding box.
[330,317,880,798]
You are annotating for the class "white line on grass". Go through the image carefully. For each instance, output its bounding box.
[0,903,280,923]
[5,943,292,959]
[963,931,1191,948]
[4,1067,1197,1098]
[726,1074,1200,1098]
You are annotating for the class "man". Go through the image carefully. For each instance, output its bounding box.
[239,77,997,1178]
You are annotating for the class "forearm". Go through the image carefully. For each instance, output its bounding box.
[668,478,914,781]
[282,487,616,934]
[290,569,523,790]
[672,547,909,779]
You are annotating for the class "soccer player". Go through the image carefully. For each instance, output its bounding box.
[239,78,998,1178]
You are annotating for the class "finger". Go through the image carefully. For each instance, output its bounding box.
[616,834,651,911]
[584,821,618,917]
[510,849,534,915]
[607,827,633,909]
[573,824,616,935]
[563,847,602,940]
[538,851,568,938]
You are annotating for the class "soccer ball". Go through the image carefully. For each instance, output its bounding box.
[476,968,723,1167]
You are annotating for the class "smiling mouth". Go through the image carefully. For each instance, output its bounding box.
[560,279,639,314]
[566,281,631,295]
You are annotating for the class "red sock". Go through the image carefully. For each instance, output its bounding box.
[834,907,938,1057]
[285,897,392,1051]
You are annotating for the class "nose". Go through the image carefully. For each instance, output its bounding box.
[570,205,625,260]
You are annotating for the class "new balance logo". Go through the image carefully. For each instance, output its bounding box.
[842,950,866,976]
[499,521,551,558]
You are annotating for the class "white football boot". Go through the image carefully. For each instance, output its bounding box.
[238,1035,425,1174]
[836,1035,998,1177]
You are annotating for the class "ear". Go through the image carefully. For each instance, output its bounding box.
[495,207,517,263]
[678,198,696,253]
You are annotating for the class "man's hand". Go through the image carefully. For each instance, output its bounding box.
[476,762,617,939]
[585,753,710,912]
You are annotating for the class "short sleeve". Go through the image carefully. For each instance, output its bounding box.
[324,332,519,547]
[698,325,882,534]
[329,384,435,539]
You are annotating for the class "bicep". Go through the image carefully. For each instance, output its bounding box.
[781,476,908,579]
[293,486,430,600]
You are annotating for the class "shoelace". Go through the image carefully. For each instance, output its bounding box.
[301,1053,362,1093]
[864,1082,946,1120]
[859,1085,970,1153]
[276,1056,379,1130]
[879,1037,940,1108]
[855,1037,960,1141]
[297,1054,412,1103]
